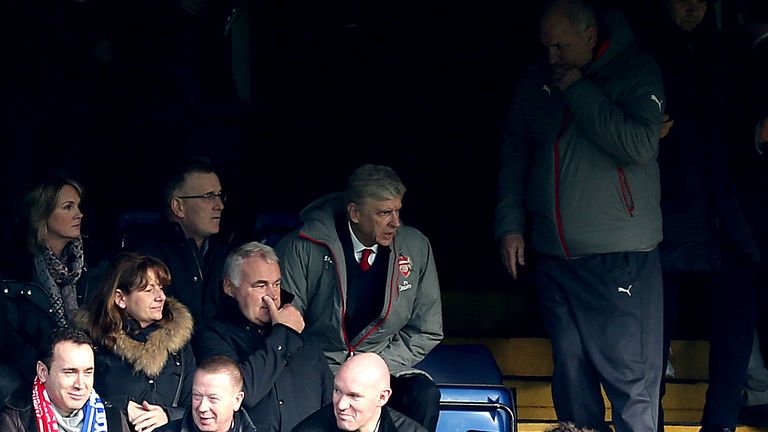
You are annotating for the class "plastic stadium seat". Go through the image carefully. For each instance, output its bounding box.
[416,345,517,432]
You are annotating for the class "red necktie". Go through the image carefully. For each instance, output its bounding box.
[360,248,373,272]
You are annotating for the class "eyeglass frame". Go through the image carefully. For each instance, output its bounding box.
[175,191,227,203]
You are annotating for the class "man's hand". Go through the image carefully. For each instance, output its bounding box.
[265,296,305,333]
[500,234,525,280]
[660,114,674,139]
[759,117,768,145]
[551,65,582,91]
[127,401,169,432]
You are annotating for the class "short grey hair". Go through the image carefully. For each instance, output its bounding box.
[343,164,406,206]
[224,241,279,287]
[544,0,597,32]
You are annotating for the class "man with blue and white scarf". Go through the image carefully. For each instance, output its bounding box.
[0,328,127,432]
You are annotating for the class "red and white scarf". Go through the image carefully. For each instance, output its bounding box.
[32,376,107,432]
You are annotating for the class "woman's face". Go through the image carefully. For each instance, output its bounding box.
[667,0,707,32]
[116,269,166,328]
[45,185,83,246]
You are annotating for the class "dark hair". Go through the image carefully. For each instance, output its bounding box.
[20,172,84,254]
[41,327,94,369]
[162,157,217,217]
[197,355,244,392]
[83,252,173,350]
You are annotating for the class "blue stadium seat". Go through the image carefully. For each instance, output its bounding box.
[416,345,517,432]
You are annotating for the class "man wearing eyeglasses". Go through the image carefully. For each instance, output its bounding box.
[127,157,233,327]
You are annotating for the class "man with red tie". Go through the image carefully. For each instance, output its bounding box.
[277,164,443,432]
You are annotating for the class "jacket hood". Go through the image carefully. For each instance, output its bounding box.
[300,193,344,223]
[299,193,345,241]
[586,8,634,76]
[76,298,193,378]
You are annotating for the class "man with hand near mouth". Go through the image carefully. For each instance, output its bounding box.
[193,242,333,432]
[292,353,426,432]
[128,157,232,327]
[157,356,256,432]
[277,164,443,432]
[0,327,127,432]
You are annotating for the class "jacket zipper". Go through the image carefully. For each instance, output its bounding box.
[191,247,205,284]
[299,232,397,358]
[172,352,184,407]
[554,110,572,258]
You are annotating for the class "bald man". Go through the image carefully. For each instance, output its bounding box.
[292,353,426,432]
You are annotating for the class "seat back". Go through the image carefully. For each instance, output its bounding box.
[415,345,517,432]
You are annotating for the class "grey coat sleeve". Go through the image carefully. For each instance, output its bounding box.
[564,55,665,166]
[495,78,533,239]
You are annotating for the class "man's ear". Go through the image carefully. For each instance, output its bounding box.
[347,202,360,224]
[36,361,49,383]
[585,25,597,48]
[223,279,236,298]
[233,391,245,411]
[171,197,184,218]
[378,387,392,407]
[115,289,127,309]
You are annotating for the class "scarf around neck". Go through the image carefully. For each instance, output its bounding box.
[34,237,84,326]
[32,375,107,432]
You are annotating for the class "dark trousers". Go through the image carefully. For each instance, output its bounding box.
[536,250,663,432]
[388,373,441,432]
[659,265,755,430]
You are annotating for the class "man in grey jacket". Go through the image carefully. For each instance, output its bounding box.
[495,1,665,432]
[277,164,443,432]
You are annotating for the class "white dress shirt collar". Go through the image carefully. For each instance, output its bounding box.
[348,221,378,264]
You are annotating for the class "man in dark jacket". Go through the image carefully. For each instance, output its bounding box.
[293,353,426,432]
[194,242,333,432]
[641,1,760,431]
[158,356,257,432]
[128,158,231,326]
[735,0,768,426]
[0,328,127,432]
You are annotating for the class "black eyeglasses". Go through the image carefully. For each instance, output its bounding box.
[176,191,227,203]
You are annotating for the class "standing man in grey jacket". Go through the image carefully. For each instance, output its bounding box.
[277,164,443,432]
[495,1,665,432]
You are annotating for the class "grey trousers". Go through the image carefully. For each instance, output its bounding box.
[745,331,768,406]
[536,249,663,432]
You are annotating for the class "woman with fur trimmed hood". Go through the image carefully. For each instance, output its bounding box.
[77,252,195,432]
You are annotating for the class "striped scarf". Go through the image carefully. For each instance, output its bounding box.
[32,376,107,432]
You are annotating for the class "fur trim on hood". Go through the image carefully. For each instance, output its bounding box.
[76,298,194,378]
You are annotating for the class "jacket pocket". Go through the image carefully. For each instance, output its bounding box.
[617,168,635,217]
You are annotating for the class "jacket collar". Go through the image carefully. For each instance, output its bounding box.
[78,298,193,378]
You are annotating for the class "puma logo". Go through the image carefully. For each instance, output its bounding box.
[617,285,632,297]
[542,84,552,96]
[651,95,663,112]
